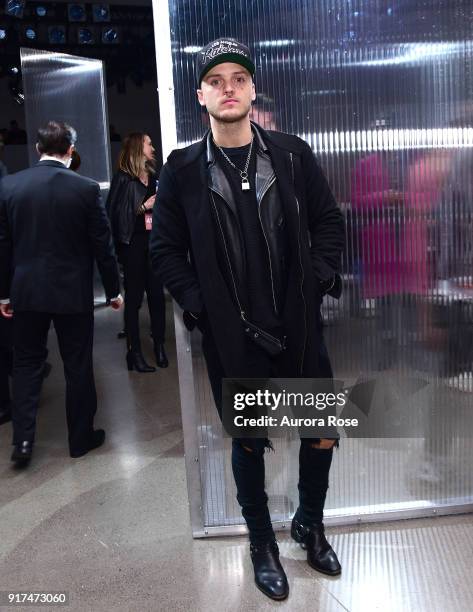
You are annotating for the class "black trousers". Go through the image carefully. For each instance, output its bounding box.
[119,234,166,352]
[202,328,335,545]
[0,317,13,407]
[11,311,97,455]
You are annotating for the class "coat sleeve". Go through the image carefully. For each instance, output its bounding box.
[301,143,345,287]
[105,172,127,244]
[0,181,12,301]
[149,162,203,313]
[88,182,121,300]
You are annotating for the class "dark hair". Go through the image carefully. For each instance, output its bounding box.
[70,149,81,172]
[37,121,77,156]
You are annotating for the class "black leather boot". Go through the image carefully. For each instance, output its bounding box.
[154,343,169,368]
[291,516,341,575]
[126,350,156,373]
[11,441,33,466]
[70,429,106,458]
[250,540,289,600]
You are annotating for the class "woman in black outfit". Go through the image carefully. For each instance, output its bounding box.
[107,132,168,372]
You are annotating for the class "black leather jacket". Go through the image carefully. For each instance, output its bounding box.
[106,170,150,245]
[207,126,288,316]
[207,125,340,317]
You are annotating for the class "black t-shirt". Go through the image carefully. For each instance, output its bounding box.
[133,174,157,236]
[214,141,281,332]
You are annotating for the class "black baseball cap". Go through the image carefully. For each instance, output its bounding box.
[196,38,255,86]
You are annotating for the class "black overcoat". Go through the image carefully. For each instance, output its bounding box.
[150,124,345,378]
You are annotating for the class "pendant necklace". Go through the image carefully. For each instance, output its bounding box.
[214,136,254,191]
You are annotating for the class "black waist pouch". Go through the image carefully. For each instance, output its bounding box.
[242,317,286,357]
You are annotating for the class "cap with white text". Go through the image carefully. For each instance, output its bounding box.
[196,38,255,86]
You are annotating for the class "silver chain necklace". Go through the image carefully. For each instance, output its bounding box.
[214,136,254,191]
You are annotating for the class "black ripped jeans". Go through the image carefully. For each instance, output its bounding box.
[202,329,336,545]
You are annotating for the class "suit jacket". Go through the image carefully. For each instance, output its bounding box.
[0,160,120,313]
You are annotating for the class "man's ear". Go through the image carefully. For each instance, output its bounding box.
[197,88,205,107]
[35,143,40,156]
[67,145,74,157]
[251,83,256,102]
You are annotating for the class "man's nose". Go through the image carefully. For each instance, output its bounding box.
[223,80,234,94]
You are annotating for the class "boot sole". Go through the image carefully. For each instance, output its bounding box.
[11,456,31,467]
[307,557,341,576]
[255,581,289,601]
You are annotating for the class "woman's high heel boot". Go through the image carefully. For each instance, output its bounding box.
[126,350,156,373]
[154,343,169,368]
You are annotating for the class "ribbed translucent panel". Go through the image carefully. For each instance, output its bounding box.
[20,47,111,189]
[20,48,112,303]
[164,0,473,533]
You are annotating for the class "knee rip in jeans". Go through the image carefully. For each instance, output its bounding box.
[310,438,338,450]
[235,439,273,455]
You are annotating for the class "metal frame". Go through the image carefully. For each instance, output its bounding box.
[197,501,473,538]
[173,304,206,534]
[151,0,206,534]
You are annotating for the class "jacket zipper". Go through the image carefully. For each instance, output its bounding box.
[210,189,281,343]
[257,175,278,314]
[209,190,246,319]
[290,152,307,375]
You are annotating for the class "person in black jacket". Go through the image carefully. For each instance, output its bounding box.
[0,120,123,466]
[150,39,345,600]
[107,133,168,373]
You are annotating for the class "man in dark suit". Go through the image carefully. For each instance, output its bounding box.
[0,120,122,466]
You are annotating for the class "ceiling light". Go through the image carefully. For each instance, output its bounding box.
[48,26,66,44]
[93,4,110,23]
[5,0,25,19]
[68,3,86,22]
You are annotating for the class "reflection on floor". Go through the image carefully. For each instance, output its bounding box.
[0,305,472,611]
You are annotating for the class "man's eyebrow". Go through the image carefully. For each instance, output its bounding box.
[205,71,248,79]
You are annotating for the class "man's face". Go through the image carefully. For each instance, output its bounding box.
[197,62,256,123]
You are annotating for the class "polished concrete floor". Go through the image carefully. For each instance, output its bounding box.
[1,305,472,612]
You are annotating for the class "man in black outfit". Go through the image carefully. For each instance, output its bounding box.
[150,39,345,600]
[0,121,122,466]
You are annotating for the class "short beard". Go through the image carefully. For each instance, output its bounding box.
[208,105,251,124]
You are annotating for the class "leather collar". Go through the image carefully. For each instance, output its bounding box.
[207,124,275,205]
[206,121,269,166]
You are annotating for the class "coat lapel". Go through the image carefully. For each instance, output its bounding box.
[264,138,300,250]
